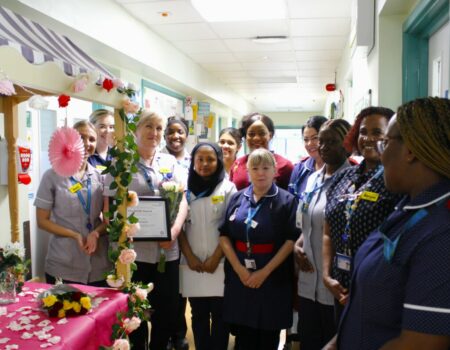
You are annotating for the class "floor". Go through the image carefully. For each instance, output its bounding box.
[183,301,301,350]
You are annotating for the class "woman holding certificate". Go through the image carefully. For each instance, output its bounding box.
[178,142,236,350]
[219,148,300,350]
[104,110,188,350]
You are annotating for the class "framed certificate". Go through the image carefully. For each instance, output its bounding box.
[133,196,171,241]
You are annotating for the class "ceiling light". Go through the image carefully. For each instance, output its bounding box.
[191,0,286,22]
[252,36,287,44]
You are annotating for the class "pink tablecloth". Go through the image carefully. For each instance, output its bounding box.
[0,282,129,350]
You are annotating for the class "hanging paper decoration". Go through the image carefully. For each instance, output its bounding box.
[72,75,89,93]
[58,94,71,108]
[48,127,85,177]
[0,78,16,96]
[28,95,49,110]
[102,78,114,92]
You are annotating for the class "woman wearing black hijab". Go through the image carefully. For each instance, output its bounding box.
[178,142,237,350]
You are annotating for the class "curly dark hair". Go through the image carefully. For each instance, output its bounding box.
[239,112,275,138]
[343,106,395,154]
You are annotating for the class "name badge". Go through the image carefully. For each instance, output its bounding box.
[244,218,258,228]
[336,253,352,272]
[360,191,379,202]
[159,167,171,174]
[244,258,257,270]
[69,183,82,193]
[96,165,107,171]
[211,195,224,204]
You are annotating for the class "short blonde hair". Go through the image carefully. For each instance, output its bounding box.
[247,148,276,168]
[73,120,96,134]
[136,109,165,130]
[89,109,114,125]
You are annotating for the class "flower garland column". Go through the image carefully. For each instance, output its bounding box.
[113,108,130,283]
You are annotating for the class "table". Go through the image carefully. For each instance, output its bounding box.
[0,282,129,350]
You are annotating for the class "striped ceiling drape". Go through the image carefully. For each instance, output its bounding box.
[0,5,112,78]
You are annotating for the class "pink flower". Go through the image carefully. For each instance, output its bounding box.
[0,78,16,96]
[112,339,130,350]
[127,191,139,207]
[118,249,137,264]
[134,287,148,301]
[122,316,141,334]
[122,97,140,114]
[124,223,140,238]
[113,78,126,89]
[72,76,88,93]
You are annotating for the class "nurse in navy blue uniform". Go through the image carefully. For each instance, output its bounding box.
[325,97,450,350]
[219,148,300,350]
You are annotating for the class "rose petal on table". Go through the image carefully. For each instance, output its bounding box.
[0,307,7,316]
[37,320,51,327]
[29,315,40,321]
[47,336,61,344]
[21,310,32,315]
[17,306,31,312]
[43,326,54,332]
[23,324,35,330]
[6,312,16,318]
[40,344,53,348]
[21,332,33,339]
[7,321,23,331]
[6,345,19,350]
[0,337,10,344]
[18,316,31,324]
[56,318,68,325]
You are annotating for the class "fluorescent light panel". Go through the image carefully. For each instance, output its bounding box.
[191,0,287,22]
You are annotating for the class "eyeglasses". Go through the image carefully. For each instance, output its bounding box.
[303,136,319,144]
[376,136,402,153]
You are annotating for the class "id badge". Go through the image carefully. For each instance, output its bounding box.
[244,218,258,228]
[244,259,257,270]
[336,253,352,272]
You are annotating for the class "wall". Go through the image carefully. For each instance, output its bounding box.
[428,21,450,97]
[328,0,421,122]
[263,111,322,127]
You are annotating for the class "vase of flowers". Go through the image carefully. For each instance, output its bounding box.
[157,172,184,273]
[0,242,30,294]
[0,270,16,304]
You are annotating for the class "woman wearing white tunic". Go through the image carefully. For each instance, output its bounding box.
[179,142,236,350]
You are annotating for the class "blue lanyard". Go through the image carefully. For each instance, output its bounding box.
[186,189,209,204]
[341,166,384,247]
[300,172,328,213]
[245,198,265,255]
[380,197,447,263]
[138,163,155,192]
[380,208,428,263]
[70,176,92,231]
[289,165,311,198]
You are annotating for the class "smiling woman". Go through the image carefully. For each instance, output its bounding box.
[230,113,293,191]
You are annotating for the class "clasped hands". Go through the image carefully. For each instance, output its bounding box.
[237,265,269,289]
[74,231,99,255]
[186,254,221,274]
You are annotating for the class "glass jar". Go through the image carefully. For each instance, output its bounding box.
[0,271,17,304]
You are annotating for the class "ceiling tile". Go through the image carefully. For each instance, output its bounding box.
[201,63,245,71]
[187,52,238,63]
[119,1,203,25]
[248,70,298,78]
[224,38,293,52]
[292,36,347,50]
[173,39,230,53]
[296,61,338,70]
[150,23,218,41]
[287,0,353,18]
[234,51,295,62]
[242,62,297,70]
[209,20,288,39]
[297,69,335,78]
[290,18,350,37]
[212,71,249,78]
[295,50,342,61]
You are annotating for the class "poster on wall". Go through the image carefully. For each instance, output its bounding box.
[142,80,184,119]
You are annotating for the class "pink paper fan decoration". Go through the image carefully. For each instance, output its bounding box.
[48,127,85,177]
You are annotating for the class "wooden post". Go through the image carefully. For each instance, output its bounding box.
[113,108,131,283]
[3,97,20,243]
